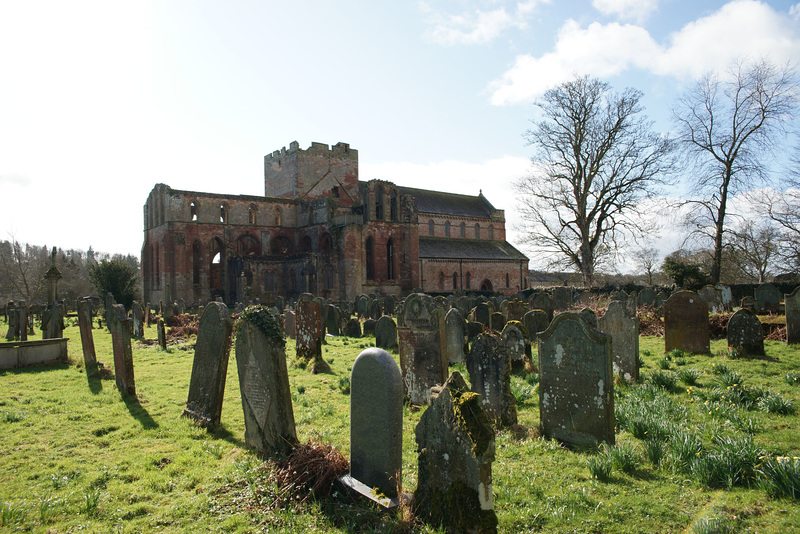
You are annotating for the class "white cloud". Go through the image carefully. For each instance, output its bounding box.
[489,0,800,105]
[488,20,660,105]
[593,0,660,24]
[423,1,548,45]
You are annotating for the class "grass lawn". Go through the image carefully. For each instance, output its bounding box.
[1,315,799,533]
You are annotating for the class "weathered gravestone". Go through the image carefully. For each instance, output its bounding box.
[42,301,64,340]
[727,308,765,358]
[344,317,362,338]
[356,295,370,319]
[77,298,97,371]
[506,299,527,322]
[398,294,447,406]
[375,315,398,351]
[110,304,136,396]
[343,348,403,503]
[698,285,724,314]
[530,292,553,321]
[383,294,395,316]
[132,301,144,340]
[444,308,467,364]
[183,302,234,428]
[637,287,657,308]
[363,318,376,337]
[786,286,800,345]
[501,321,529,372]
[326,304,340,336]
[579,307,597,329]
[157,318,167,350]
[295,294,330,373]
[741,296,757,312]
[551,287,573,311]
[468,332,517,427]
[235,306,297,458]
[523,309,549,343]
[473,302,491,326]
[490,312,505,332]
[5,302,20,341]
[538,313,614,446]
[716,283,733,311]
[283,310,296,338]
[664,291,710,354]
[597,300,639,382]
[414,372,497,534]
[755,283,781,314]
[369,299,383,321]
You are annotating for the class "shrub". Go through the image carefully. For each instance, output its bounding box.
[715,370,743,389]
[691,515,737,534]
[338,377,351,395]
[510,378,536,404]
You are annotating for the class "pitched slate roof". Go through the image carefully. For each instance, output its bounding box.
[418,237,528,261]
[398,186,496,219]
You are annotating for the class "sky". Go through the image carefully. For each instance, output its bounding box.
[1,0,799,272]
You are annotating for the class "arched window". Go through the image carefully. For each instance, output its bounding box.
[445,221,450,237]
[275,207,282,226]
[271,235,291,255]
[439,271,445,290]
[460,223,465,238]
[365,237,375,281]
[506,273,510,288]
[322,265,335,290]
[481,279,493,292]
[219,204,228,223]
[190,201,198,221]
[390,190,398,221]
[236,235,260,256]
[428,219,435,236]
[319,233,332,256]
[192,241,201,284]
[475,223,480,238]
[387,238,395,280]
[375,186,384,220]
[301,235,313,254]
[489,225,494,239]
[466,272,471,289]
[209,238,224,291]
[452,272,458,289]
[248,205,257,225]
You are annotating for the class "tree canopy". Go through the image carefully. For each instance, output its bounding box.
[88,258,140,310]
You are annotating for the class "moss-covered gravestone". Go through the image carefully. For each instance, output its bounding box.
[375,315,398,351]
[183,302,234,428]
[529,292,553,321]
[538,313,613,447]
[500,321,529,372]
[727,308,765,357]
[472,302,490,327]
[445,308,467,365]
[399,294,447,406]
[523,309,549,343]
[467,333,517,428]
[598,300,639,382]
[787,286,800,345]
[295,294,329,373]
[235,306,297,458]
[414,372,497,534]
[664,290,710,355]
[342,348,403,505]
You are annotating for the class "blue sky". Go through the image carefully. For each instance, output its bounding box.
[1,0,799,271]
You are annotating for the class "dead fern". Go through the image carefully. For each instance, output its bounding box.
[270,440,349,508]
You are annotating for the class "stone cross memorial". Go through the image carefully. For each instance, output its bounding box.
[183,302,235,428]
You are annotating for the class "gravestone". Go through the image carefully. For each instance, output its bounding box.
[727,308,765,357]
[295,294,329,373]
[375,315,398,351]
[501,321,530,372]
[42,302,64,340]
[283,310,296,338]
[698,285,723,314]
[414,372,497,534]
[551,287,572,311]
[523,309,549,343]
[530,292,553,321]
[5,302,19,341]
[383,294,395,316]
[755,283,781,314]
[597,300,639,382]
[468,332,517,427]
[786,286,800,345]
[346,348,403,501]
[716,283,733,311]
[183,302,235,427]
[637,287,657,308]
[235,306,297,458]
[741,296,756,312]
[356,295,370,319]
[473,303,490,326]
[274,295,284,312]
[77,299,97,371]
[489,312,505,332]
[344,317,362,338]
[444,308,467,364]
[579,307,597,329]
[466,320,484,342]
[363,318,376,337]
[110,304,136,396]
[132,301,144,340]
[326,304,340,336]
[369,299,383,321]
[506,299,527,322]
[578,291,593,306]
[664,290,710,354]
[398,294,447,406]
[538,313,614,446]
[157,318,167,349]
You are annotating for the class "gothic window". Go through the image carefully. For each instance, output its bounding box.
[387,238,395,280]
[236,235,260,256]
[428,220,435,236]
[365,237,375,281]
[506,273,510,288]
[322,265,335,290]
[301,235,313,254]
[390,190,398,221]
[319,233,332,256]
[439,271,445,290]
[481,279,493,292]
[452,272,458,289]
[190,201,198,221]
[465,272,471,289]
[271,235,291,255]
[264,271,276,292]
[460,223,465,238]
[445,221,450,237]
[219,204,228,223]
[209,238,224,291]
[248,205,257,225]
[375,186,384,220]
[475,223,480,238]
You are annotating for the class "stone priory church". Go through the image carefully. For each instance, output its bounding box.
[142,141,529,306]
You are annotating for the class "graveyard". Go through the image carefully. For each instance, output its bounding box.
[1,294,800,533]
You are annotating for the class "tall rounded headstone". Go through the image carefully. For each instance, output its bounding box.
[786,286,800,345]
[664,290,710,354]
[727,308,765,357]
[350,348,403,499]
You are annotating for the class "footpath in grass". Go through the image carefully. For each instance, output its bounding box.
[0,318,799,533]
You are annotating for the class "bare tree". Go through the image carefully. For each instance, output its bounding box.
[632,246,660,285]
[673,58,798,283]
[0,237,50,303]
[515,75,673,287]
[724,217,778,282]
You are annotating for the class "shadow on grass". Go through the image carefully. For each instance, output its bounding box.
[123,394,159,429]
[86,367,103,394]
[210,423,247,449]
[0,362,71,376]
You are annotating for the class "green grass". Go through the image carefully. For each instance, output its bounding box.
[0,320,799,532]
